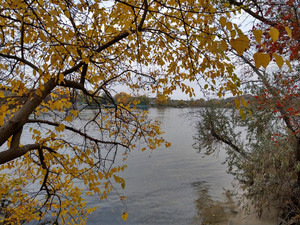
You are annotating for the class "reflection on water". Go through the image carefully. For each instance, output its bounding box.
[1,107,277,224]
[86,108,235,225]
[14,107,276,224]
[192,181,237,225]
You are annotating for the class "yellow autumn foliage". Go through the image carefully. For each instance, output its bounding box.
[0,0,294,223]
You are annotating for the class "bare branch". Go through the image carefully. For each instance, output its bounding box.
[27,119,129,148]
[0,52,39,71]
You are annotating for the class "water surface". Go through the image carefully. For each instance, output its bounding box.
[86,108,235,225]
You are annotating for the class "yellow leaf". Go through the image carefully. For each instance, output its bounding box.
[0,115,4,126]
[120,196,127,201]
[219,40,228,52]
[98,172,103,180]
[0,91,4,98]
[219,17,226,28]
[122,212,128,221]
[239,108,246,120]
[64,10,70,18]
[241,98,248,108]
[285,26,292,38]
[121,181,125,189]
[113,175,120,183]
[58,73,64,84]
[226,22,232,31]
[56,124,65,132]
[273,53,284,69]
[286,60,292,71]
[230,36,249,56]
[253,52,270,68]
[253,30,262,44]
[269,28,279,42]
[234,98,240,109]
[70,110,78,117]
[65,115,73,122]
[42,169,47,175]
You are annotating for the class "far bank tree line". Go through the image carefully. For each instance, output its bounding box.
[0,89,260,109]
[75,91,265,108]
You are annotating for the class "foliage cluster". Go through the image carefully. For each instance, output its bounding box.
[0,0,298,224]
[194,0,299,223]
[194,97,299,223]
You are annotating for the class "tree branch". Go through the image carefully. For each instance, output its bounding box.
[0,52,39,71]
[138,0,148,30]
[0,144,41,165]
[238,54,297,134]
[228,0,277,27]
[208,115,249,160]
[80,63,88,85]
[10,127,23,149]
[27,119,129,148]
[0,78,56,147]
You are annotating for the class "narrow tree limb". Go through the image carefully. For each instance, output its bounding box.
[0,52,39,71]
[138,0,148,30]
[238,54,297,134]
[95,25,145,53]
[228,0,277,26]
[10,127,23,150]
[27,119,129,148]
[80,63,88,85]
[38,148,50,195]
[62,61,84,75]
[0,60,87,148]
[208,116,249,160]
[60,79,86,93]
[20,19,25,59]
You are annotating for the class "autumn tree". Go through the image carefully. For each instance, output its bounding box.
[0,0,255,223]
[194,0,299,223]
[114,92,132,106]
[136,95,150,106]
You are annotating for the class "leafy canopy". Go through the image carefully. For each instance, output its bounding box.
[0,0,297,224]
[194,0,299,223]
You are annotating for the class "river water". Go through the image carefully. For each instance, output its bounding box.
[2,107,276,224]
[85,107,238,225]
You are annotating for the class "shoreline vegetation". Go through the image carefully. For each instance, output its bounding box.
[74,93,258,110]
[1,89,297,110]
